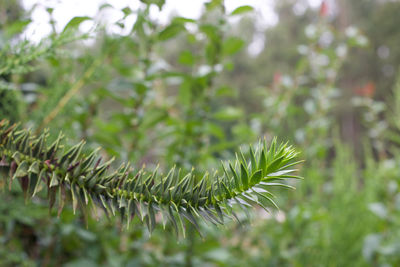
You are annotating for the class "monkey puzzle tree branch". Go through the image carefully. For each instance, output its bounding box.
[0,119,302,237]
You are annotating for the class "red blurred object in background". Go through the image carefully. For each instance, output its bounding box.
[319,1,328,17]
[354,81,376,97]
[273,71,282,85]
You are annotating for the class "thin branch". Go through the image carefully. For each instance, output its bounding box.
[36,59,102,133]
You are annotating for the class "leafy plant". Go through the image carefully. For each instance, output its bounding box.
[0,119,301,237]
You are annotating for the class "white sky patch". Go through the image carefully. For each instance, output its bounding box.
[308,0,323,8]
[21,0,277,41]
[21,0,320,56]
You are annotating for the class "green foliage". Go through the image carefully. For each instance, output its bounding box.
[0,33,82,76]
[2,0,400,265]
[230,6,254,16]
[0,86,22,123]
[0,120,300,237]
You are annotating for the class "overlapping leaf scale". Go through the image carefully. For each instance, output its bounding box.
[0,119,302,236]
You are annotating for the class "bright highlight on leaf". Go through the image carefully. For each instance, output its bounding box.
[0,119,302,237]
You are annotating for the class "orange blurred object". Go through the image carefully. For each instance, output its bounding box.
[354,81,376,97]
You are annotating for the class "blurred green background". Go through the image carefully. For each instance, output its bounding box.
[1,0,400,266]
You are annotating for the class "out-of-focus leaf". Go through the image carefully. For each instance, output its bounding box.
[4,19,31,38]
[158,24,185,41]
[172,17,196,24]
[62,16,91,33]
[140,0,165,9]
[215,86,237,97]
[213,107,243,121]
[121,7,132,16]
[99,3,112,10]
[230,5,254,16]
[204,122,225,139]
[205,0,223,11]
[178,51,195,66]
[223,37,245,56]
[178,78,192,107]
